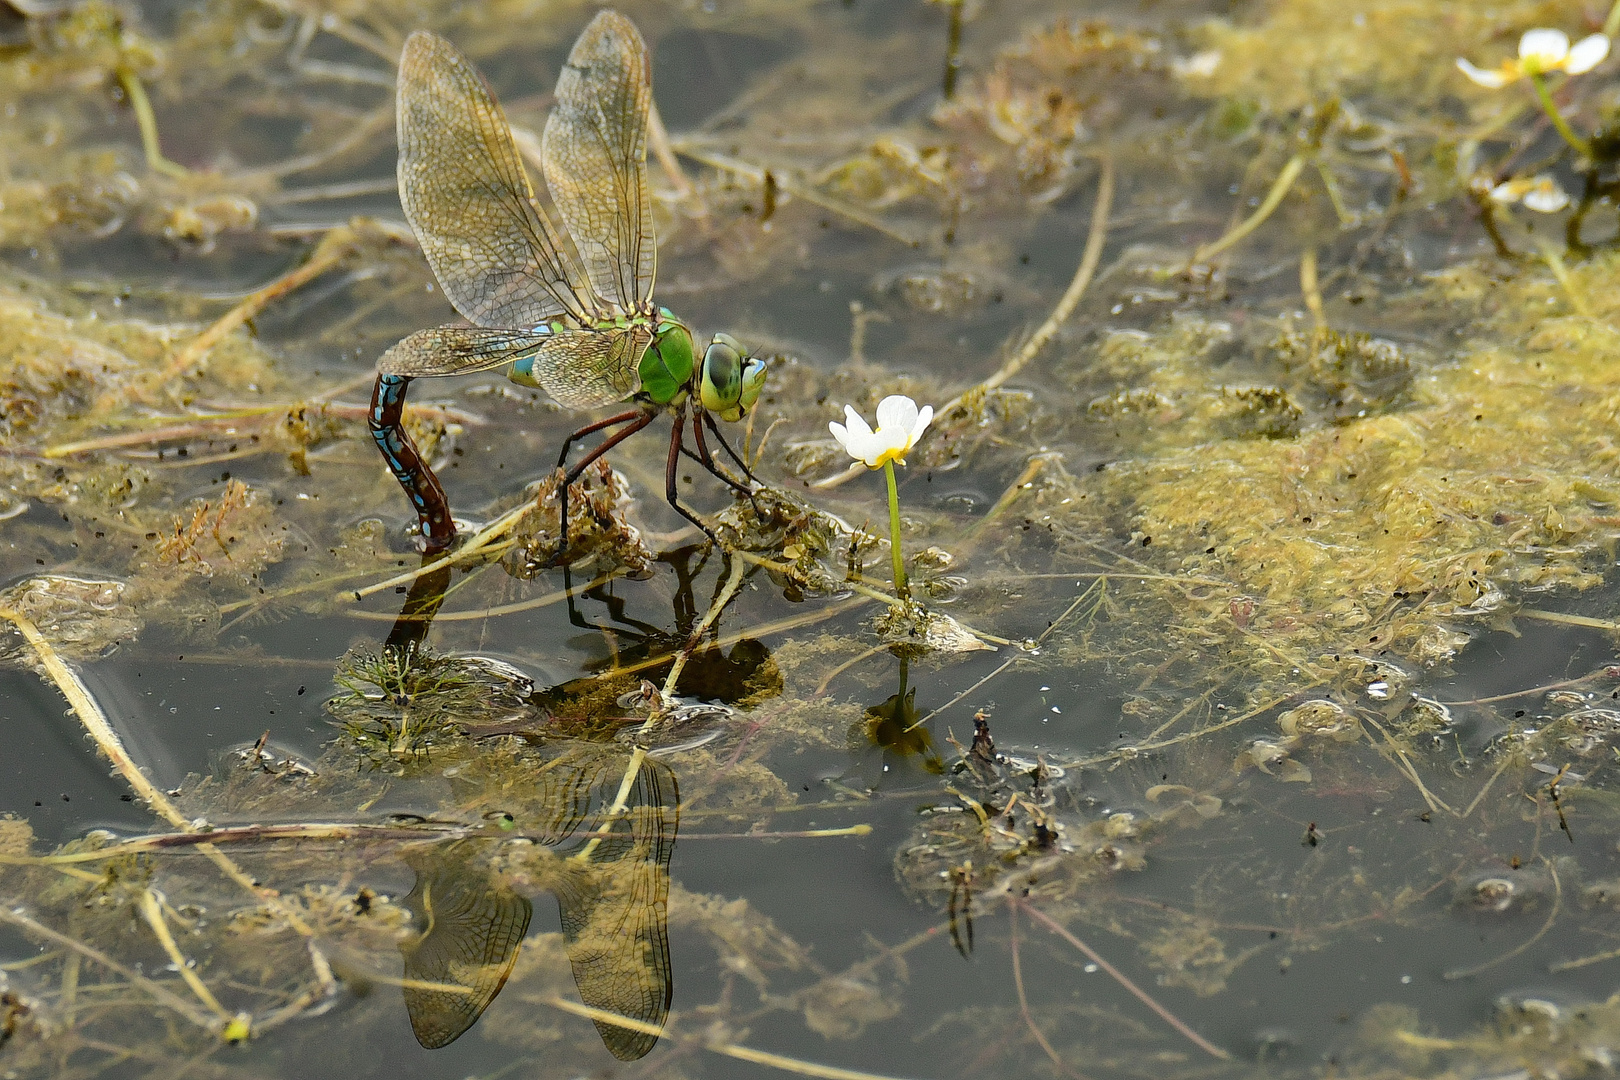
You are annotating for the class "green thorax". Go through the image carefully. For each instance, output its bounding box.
[638,312,696,406]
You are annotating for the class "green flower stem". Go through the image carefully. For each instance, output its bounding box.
[1529,72,1594,159]
[883,460,909,601]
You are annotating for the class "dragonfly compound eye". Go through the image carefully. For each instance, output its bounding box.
[738,355,766,414]
[699,334,745,418]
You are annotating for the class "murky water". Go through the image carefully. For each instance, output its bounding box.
[6,1,1620,1077]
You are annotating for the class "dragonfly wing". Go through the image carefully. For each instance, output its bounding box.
[399,849,534,1049]
[542,12,656,313]
[554,754,676,1061]
[378,325,549,378]
[398,31,599,328]
[526,324,651,410]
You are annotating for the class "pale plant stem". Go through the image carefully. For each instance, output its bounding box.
[137,889,230,1021]
[1529,72,1593,158]
[883,461,909,601]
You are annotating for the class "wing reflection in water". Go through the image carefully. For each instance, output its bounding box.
[395,743,677,1059]
[399,845,533,1049]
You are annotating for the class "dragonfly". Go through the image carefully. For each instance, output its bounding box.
[369,11,767,555]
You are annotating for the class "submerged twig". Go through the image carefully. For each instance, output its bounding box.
[0,606,185,824]
[1008,903,1083,1078]
[136,226,365,398]
[136,889,232,1023]
[1014,897,1230,1061]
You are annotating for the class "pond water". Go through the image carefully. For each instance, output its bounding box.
[6,0,1620,1077]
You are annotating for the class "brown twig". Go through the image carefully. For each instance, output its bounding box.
[1015,897,1231,1060]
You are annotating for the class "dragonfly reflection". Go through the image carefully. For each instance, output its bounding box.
[398,743,676,1058]
[378,562,678,1056]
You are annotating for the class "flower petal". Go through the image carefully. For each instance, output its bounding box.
[911,405,934,446]
[829,420,851,451]
[1522,179,1570,213]
[1457,57,1512,87]
[1565,33,1610,74]
[874,395,918,435]
[1489,179,1528,203]
[842,405,874,441]
[1519,28,1570,66]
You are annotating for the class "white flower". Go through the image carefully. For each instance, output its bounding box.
[829,395,934,469]
[1458,28,1609,88]
[1488,174,1570,213]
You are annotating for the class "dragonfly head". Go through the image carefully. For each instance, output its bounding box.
[698,333,766,422]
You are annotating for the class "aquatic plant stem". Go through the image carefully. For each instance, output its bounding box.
[0,606,185,825]
[1184,152,1306,270]
[1014,897,1231,1060]
[936,156,1113,425]
[137,889,231,1022]
[118,69,189,179]
[1528,73,1593,159]
[1008,903,1082,1078]
[0,906,217,1031]
[139,225,363,398]
[543,996,922,1080]
[572,746,647,865]
[883,461,909,601]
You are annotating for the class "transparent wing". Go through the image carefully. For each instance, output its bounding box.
[526,324,651,410]
[397,31,599,328]
[399,849,534,1050]
[378,325,550,378]
[542,11,656,314]
[554,755,676,1061]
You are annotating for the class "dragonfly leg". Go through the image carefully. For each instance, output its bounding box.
[369,374,457,553]
[689,416,753,498]
[558,409,657,554]
[665,409,720,542]
[702,411,763,487]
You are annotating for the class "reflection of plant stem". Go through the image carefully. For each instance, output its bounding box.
[1529,73,1593,158]
[883,460,909,601]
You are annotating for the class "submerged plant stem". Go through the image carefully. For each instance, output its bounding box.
[544,995,917,1080]
[1015,898,1231,1060]
[0,906,217,1031]
[137,889,231,1022]
[0,606,185,825]
[1186,152,1306,269]
[118,69,189,179]
[938,156,1113,422]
